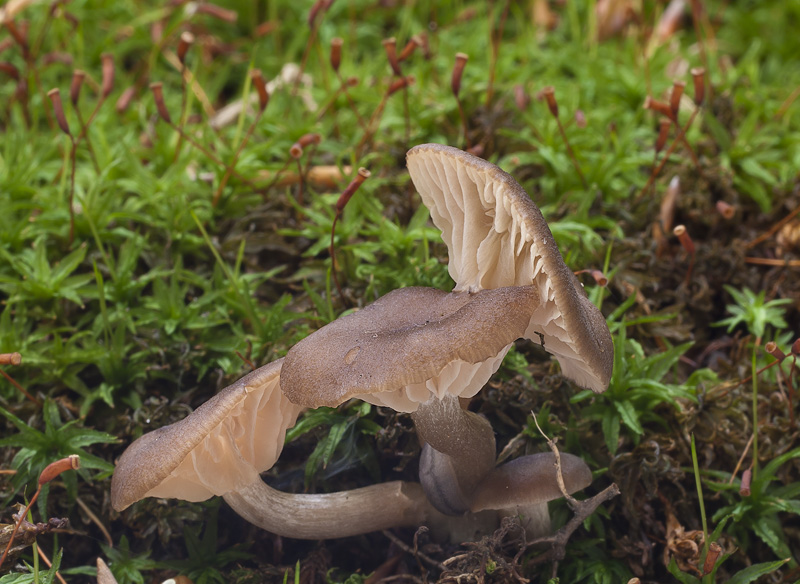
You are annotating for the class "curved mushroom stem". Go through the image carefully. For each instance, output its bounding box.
[223,479,447,539]
[412,395,496,515]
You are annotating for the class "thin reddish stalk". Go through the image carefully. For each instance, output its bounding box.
[486,0,510,108]
[74,108,100,173]
[451,53,470,149]
[150,83,257,189]
[213,70,270,207]
[637,107,700,201]
[295,2,327,93]
[673,225,695,285]
[644,96,700,170]
[330,168,370,305]
[542,86,588,189]
[36,546,67,584]
[0,368,42,406]
[0,353,21,365]
[688,0,711,100]
[173,34,194,164]
[776,85,800,119]
[357,77,414,156]
[0,456,80,568]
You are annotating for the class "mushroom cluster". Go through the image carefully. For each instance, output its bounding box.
[111,144,613,541]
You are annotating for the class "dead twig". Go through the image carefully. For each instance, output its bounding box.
[528,413,620,568]
[75,496,113,547]
[745,205,800,249]
[525,483,620,565]
[744,257,800,268]
[1,456,80,568]
[382,528,445,572]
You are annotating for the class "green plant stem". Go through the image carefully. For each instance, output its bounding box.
[33,541,39,584]
[752,343,759,481]
[691,434,709,560]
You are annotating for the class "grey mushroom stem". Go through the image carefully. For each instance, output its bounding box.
[412,400,594,539]
[223,479,451,539]
[412,395,497,515]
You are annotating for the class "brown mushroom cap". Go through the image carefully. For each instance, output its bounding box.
[111,359,303,511]
[280,285,541,412]
[406,144,613,392]
[469,452,593,512]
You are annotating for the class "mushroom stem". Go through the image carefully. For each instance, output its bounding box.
[223,479,444,539]
[412,395,496,514]
[499,502,551,539]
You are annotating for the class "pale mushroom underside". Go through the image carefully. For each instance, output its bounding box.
[407,144,613,393]
[364,351,509,412]
[111,359,303,510]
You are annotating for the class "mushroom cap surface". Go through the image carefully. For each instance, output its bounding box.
[469,451,593,512]
[281,285,540,412]
[111,359,303,511]
[406,144,613,392]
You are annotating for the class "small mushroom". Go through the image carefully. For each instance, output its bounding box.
[406,143,613,392]
[470,451,592,537]
[111,359,450,539]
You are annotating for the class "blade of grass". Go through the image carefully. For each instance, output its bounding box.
[691,433,710,573]
[93,262,111,347]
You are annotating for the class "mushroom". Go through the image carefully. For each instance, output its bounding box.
[282,145,611,527]
[469,451,592,537]
[111,359,452,539]
[406,143,613,393]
